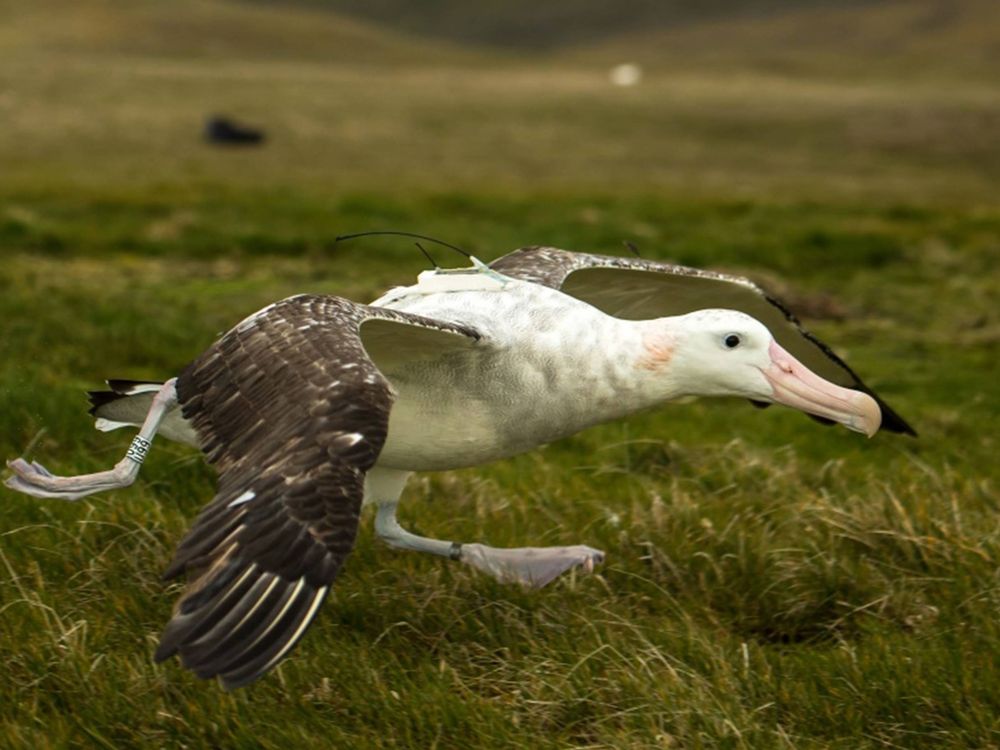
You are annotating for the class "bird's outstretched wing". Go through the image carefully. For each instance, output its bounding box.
[491,247,914,435]
[155,294,481,689]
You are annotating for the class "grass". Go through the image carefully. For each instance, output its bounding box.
[2,1,1000,747]
[3,197,998,748]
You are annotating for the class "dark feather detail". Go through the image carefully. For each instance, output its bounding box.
[156,294,480,688]
[492,247,915,437]
[155,564,265,661]
[87,379,164,416]
[87,390,121,415]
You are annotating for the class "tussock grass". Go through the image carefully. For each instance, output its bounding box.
[2,207,998,746]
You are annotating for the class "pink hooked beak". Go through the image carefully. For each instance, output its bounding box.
[761,340,882,437]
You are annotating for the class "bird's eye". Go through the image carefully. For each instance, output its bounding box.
[724,334,742,349]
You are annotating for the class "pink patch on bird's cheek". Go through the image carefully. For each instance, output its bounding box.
[638,331,676,371]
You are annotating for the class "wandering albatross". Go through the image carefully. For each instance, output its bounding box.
[5,246,914,689]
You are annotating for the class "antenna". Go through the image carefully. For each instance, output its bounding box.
[623,240,641,258]
[335,230,472,260]
[414,242,439,269]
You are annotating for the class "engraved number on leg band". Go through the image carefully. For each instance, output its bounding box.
[126,436,151,464]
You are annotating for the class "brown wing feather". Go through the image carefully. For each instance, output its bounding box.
[155,294,479,689]
[492,247,914,436]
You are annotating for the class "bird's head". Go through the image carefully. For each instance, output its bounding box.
[645,309,881,437]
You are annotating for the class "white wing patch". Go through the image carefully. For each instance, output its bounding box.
[118,383,163,395]
[336,432,363,446]
[227,490,256,508]
[94,417,131,432]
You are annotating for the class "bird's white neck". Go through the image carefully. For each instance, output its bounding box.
[502,314,690,440]
[576,317,691,421]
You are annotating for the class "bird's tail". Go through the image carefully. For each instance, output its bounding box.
[88,379,198,446]
[89,379,163,428]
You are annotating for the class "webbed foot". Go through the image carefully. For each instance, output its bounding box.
[5,457,134,500]
[459,543,605,588]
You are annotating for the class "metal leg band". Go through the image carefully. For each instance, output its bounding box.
[125,436,151,465]
[449,542,463,561]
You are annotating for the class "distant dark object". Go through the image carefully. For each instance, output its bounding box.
[204,116,266,146]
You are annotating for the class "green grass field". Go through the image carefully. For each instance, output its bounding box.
[2,1,1000,747]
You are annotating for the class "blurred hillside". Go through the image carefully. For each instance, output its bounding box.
[265,0,1000,79]
[1,0,997,201]
[0,0,473,65]
[251,0,878,49]
[4,0,998,79]
[580,0,1000,81]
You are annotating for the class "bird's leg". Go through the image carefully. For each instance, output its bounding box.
[374,499,605,589]
[5,378,178,501]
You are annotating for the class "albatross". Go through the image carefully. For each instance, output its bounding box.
[5,246,914,689]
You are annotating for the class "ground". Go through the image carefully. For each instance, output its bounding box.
[1,1,999,747]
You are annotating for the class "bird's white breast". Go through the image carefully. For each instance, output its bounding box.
[370,278,650,471]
